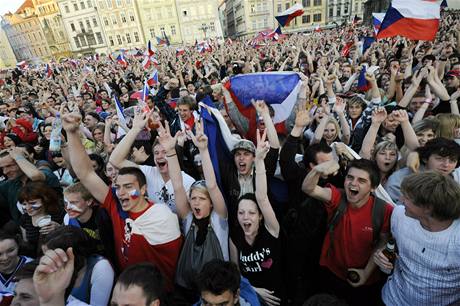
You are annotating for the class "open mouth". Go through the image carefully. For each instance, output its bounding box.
[348,187,359,196]
[238,162,247,173]
[193,207,201,215]
[156,160,167,168]
[243,222,251,231]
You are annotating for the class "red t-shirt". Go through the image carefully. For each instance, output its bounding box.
[102,189,182,290]
[320,184,394,283]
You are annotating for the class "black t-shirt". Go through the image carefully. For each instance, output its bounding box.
[72,211,105,255]
[232,224,282,298]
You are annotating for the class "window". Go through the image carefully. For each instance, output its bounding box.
[302,0,311,6]
[96,32,103,44]
[126,33,131,43]
[121,13,126,23]
[149,28,155,38]
[109,36,114,46]
[170,25,176,35]
[106,0,112,8]
[336,7,341,16]
[87,34,96,45]
[79,36,87,46]
[306,15,311,23]
[313,13,321,22]
[70,23,76,31]
[111,15,117,25]
[277,3,282,12]
[302,15,308,23]
[183,10,187,16]
[313,0,321,6]
[104,17,109,26]
[116,0,122,7]
[73,3,78,10]
[250,4,255,13]
[134,31,139,42]
[79,21,84,31]
[64,5,70,13]
[92,17,97,27]
[87,0,92,7]
[129,12,134,22]
[210,22,215,31]
[80,1,85,9]
[344,4,349,14]
[116,34,122,44]
[86,19,91,29]
[329,7,333,17]
[285,3,290,10]
[252,20,257,30]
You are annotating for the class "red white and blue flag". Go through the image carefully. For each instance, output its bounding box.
[142,55,152,69]
[357,65,370,92]
[176,48,185,57]
[156,36,168,46]
[45,64,52,78]
[147,40,156,57]
[224,72,302,139]
[116,54,128,67]
[372,13,386,35]
[275,3,304,27]
[114,95,128,138]
[197,42,212,53]
[147,70,159,86]
[16,61,28,70]
[376,0,442,41]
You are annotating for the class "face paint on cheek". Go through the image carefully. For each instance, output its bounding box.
[129,190,140,200]
[22,203,42,210]
[65,203,84,213]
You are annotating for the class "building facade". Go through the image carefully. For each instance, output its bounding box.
[56,0,108,56]
[137,0,183,45]
[0,26,17,68]
[175,0,223,44]
[224,0,275,38]
[33,0,72,59]
[95,0,145,52]
[3,0,51,63]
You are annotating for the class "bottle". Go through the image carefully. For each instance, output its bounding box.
[347,270,360,284]
[382,238,397,265]
[49,112,62,153]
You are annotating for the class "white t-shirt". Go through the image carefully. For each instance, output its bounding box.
[139,165,195,214]
[382,205,460,306]
[184,210,229,261]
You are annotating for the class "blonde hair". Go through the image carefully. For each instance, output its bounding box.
[436,113,460,140]
[325,117,341,140]
[64,182,93,201]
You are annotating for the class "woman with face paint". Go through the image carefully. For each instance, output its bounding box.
[157,120,228,302]
[230,129,283,306]
[18,181,64,257]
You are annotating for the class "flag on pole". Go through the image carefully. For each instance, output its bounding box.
[147,40,155,57]
[114,96,128,138]
[45,64,52,78]
[275,3,304,27]
[116,54,128,67]
[156,36,168,46]
[360,37,376,55]
[376,0,442,41]
[357,65,370,92]
[341,41,354,57]
[142,56,151,70]
[372,13,386,36]
[147,70,159,86]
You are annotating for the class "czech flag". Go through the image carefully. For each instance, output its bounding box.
[147,70,159,86]
[223,72,302,140]
[147,40,155,57]
[176,48,185,57]
[142,56,151,69]
[372,13,385,36]
[360,36,376,55]
[114,96,128,138]
[357,65,370,92]
[156,36,168,46]
[275,3,304,27]
[376,0,442,41]
[341,41,354,57]
[116,54,128,67]
[45,64,52,78]
[197,42,212,53]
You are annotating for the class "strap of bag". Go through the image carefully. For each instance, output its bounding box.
[371,196,387,246]
[327,190,348,256]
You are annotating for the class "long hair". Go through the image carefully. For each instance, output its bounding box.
[18,181,61,215]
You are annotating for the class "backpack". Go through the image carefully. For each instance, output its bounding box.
[327,190,387,256]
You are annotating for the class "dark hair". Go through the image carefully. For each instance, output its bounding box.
[422,54,436,63]
[417,138,460,166]
[303,142,333,168]
[0,229,20,245]
[177,95,196,109]
[118,167,147,187]
[346,159,381,188]
[86,111,100,122]
[132,140,153,156]
[14,260,39,281]
[401,171,460,221]
[196,259,240,296]
[18,181,61,215]
[117,263,165,305]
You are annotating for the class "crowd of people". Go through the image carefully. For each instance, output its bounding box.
[0,8,460,306]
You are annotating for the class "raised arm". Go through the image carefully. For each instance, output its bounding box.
[189,120,227,219]
[333,97,350,145]
[252,100,280,149]
[254,129,279,238]
[62,112,109,204]
[109,110,150,169]
[359,107,386,159]
[8,147,45,181]
[301,159,337,202]
[398,69,425,108]
[157,121,189,219]
[393,110,419,151]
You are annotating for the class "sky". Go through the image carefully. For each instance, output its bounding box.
[0,0,26,16]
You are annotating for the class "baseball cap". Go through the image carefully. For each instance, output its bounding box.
[231,139,255,155]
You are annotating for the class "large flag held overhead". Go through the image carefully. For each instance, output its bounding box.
[372,13,386,35]
[224,72,302,139]
[275,3,304,27]
[376,0,442,41]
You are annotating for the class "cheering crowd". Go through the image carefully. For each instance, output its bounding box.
[0,8,460,306]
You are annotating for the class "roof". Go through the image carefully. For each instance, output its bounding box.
[15,0,34,14]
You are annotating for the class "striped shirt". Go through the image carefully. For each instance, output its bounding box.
[382,206,460,306]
